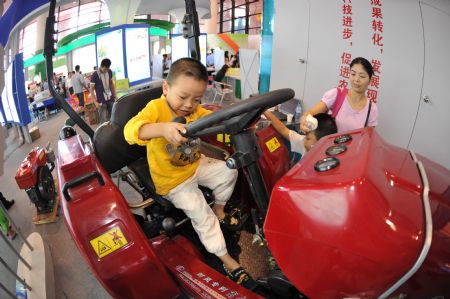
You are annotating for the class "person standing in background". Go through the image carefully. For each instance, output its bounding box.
[0,192,14,210]
[224,51,230,66]
[0,207,16,239]
[230,52,240,68]
[72,65,88,110]
[90,58,116,124]
[206,49,215,67]
[66,71,74,96]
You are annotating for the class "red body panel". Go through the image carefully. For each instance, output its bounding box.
[256,125,290,192]
[57,135,180,299]
[153,235,263,299]
[393,154,450,297]
[15,147,47,189]
[264,128,450,298]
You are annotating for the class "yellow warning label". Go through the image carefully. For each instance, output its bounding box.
[90,226,128,258]
[265,137,281,153]
[217,133,230,143]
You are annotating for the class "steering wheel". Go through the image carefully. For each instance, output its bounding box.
[185,88,295,138]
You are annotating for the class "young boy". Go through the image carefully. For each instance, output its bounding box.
[264,111,337,156]
[124,58,254,288]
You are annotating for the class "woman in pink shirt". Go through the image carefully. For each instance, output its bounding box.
[300,57,378,133]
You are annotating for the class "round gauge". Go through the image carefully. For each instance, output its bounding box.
[334,134,352,144]
[326,145,347,156]
[314,157,340,172]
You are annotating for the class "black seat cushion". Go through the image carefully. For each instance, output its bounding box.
[94,86,163,174]
[127,157,174,210]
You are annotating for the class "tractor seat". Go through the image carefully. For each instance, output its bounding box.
[93,85,220,212]
[126,156,174,210]
[93,85,174,209]
[93,86,163,174]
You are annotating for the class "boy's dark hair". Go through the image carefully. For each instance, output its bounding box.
[167,58,208,85]
[100,58,111,68]
[75,65,80,71]
[313,113,337,140]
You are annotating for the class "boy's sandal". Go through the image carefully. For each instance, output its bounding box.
[223,265,258,290]
[219,208,244,231]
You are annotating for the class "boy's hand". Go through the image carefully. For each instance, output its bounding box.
[163,122,188,145]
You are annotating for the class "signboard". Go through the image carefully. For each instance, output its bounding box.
[96,24,152,86]
[125,27,151,85]
[96,28,125,80]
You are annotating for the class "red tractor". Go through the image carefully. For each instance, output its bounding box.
[53,86,450,299]
[42,1,450,298]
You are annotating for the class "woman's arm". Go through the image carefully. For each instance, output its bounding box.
[263,111,290,140]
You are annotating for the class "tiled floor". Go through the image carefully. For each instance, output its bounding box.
[0,111,111,299]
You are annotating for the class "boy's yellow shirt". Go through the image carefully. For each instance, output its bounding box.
[124,96,211,195]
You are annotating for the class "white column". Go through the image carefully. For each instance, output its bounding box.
[159,36,167,54]
[105,0,142,27]
[35,14,47,52]
[205,0,218,34]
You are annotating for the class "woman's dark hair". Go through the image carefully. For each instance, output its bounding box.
[350,57,374,79]
[167,57,208,84]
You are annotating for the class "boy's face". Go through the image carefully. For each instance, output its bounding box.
[163,75,206,117]
[304,131,318,152]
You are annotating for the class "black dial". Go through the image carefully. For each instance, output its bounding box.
[314,157,340,172]
[334,134,352,144]
[326,145,347,156]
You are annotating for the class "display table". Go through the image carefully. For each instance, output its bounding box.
[31,91,59,121]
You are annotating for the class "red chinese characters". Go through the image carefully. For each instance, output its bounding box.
[336,1,384,102]
[338,52,352,88]
[371,0,384,51]
[368,0,384,102]
[342,0,353,40]
[368,58,382,102]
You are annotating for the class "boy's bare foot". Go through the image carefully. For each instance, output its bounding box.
[211,204,226,220]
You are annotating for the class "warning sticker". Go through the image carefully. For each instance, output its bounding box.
[265,137,281,153]
[216,133,230,143]
[89,226,128,258]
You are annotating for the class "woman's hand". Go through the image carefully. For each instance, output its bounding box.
[300,114,312,132]
[162,122,188,145]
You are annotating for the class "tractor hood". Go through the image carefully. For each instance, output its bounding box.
[264,128,450,298]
